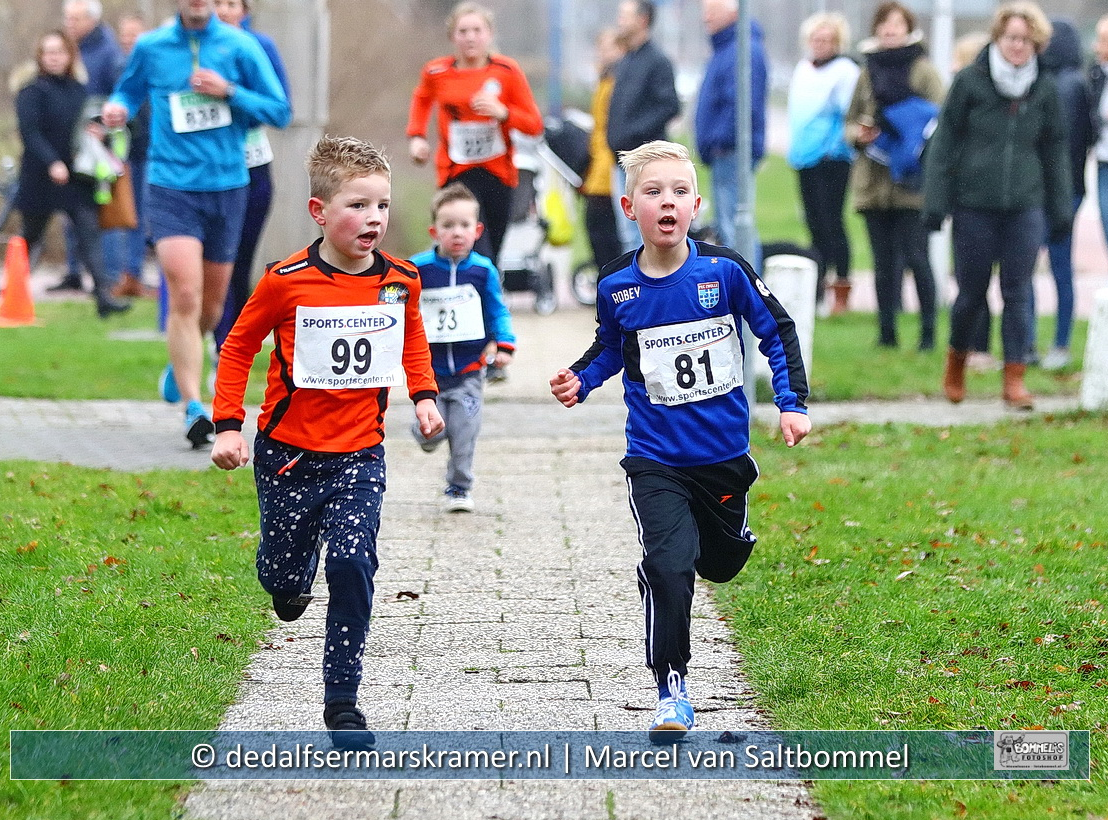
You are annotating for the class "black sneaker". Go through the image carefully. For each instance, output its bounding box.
[272,593,313,622]
[323,698,375,750]
[184,401,215,449]
[47,275,86,293]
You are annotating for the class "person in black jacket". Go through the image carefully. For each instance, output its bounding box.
[606,0,680,253]
[1089,16,1108,280]
[15,30,130,318]
[923,1,1070,410]
[1029,18,1091,371]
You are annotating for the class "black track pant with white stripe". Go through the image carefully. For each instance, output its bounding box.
[623,453,759,687]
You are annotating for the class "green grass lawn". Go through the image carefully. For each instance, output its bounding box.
[802,312,1086,403]
[0,300,269,405]
[1,299,1087,406]
[724,414,1108,818]
[0,461,270,819]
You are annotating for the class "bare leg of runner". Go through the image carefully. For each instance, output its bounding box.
[158,236,233,405]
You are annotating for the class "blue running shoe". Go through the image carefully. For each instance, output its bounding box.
[648,670,694,743]
[184,400,214,449]
[159,364,181,403]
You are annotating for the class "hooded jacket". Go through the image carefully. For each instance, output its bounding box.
[1039,18,1092,198]
[694,20,767,166]
[922,45,1072,235]
[847,35,944,211]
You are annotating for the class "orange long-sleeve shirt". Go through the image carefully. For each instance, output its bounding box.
[406,54,544,188]
[213,240,438,453]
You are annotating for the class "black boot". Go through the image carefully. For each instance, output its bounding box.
[48,274,85,292]
[96,291,132,318]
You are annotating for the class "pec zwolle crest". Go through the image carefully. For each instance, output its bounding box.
[698,281,720,309]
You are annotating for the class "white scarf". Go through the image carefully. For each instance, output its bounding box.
[988,43,1037,99]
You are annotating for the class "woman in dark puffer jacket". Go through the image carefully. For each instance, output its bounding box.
[923,1,1070,410]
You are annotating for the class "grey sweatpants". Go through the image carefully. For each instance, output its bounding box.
[414,369,485,491]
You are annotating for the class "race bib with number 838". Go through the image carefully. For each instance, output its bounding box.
[169,91,232,133]
[419,284,485,344]
[292,304,406,389]
[637,315,743,406]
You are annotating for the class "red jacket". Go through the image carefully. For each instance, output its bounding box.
[406,54,543,187]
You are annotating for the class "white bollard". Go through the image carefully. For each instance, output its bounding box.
[1079,287,1108,411]
[756,254,818,390]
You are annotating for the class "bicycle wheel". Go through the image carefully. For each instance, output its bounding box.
[571,260,598,306]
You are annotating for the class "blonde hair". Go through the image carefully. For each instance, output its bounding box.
[952,30,989,72]
[618,140,697,197]
[430,181,479,221]
[306,135,390,202]
[800,12,850,54]
[447,2,494,36]
[990,1,1052,54]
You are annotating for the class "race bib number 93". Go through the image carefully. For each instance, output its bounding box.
[292,305,406,389]
[637,315,743,405]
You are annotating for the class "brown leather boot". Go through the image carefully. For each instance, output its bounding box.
[1002,362,1033,410]
[943,349,968,403]
[830,280,852,314]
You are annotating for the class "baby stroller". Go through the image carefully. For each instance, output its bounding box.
[498,130,581,315]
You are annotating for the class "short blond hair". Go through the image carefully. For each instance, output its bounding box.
[618,140,698,197]
[990,1,1052,54]
[306,135,390,202]
[447,1,493,36]
[800,12,850,53]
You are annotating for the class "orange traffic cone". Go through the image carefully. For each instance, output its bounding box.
[0,236,36,327]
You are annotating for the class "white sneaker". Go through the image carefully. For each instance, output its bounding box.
[1041,347,1070,371]
[443,486,475,513]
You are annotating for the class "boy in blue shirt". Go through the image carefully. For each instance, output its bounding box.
[410,183,516,513]
[551,141,810,741]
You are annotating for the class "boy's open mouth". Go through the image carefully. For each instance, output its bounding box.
[659,216,677,227]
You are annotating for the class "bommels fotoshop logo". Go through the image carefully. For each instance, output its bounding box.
[994,731,1069,770]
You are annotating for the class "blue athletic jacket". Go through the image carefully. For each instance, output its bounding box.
[109,13,290,192]
[410,248,517,377]
[570,239,808,467]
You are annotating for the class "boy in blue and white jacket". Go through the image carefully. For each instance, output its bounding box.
[410,183,516,513]
[551,141,810,742]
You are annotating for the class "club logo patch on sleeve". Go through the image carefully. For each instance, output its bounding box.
[379,283,410,304]
[698,281,720,309]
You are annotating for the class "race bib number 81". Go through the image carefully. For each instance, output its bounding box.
[637,315,743,405]
[293,305,406,389]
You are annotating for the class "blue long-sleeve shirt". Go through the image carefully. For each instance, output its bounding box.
[108,13,290,192]
[410,248,516,377]
[570,240,808,467]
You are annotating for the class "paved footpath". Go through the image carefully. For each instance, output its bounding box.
[0,304,1079,820]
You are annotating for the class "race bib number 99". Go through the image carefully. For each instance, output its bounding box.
[292,305,406,389]
[637,315,743,405]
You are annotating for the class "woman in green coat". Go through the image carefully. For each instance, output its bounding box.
[923,1,1071,410]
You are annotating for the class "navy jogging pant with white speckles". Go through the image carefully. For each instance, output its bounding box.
[253,433,385,702]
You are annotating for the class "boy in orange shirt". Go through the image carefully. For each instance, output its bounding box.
[211,136,444,748]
